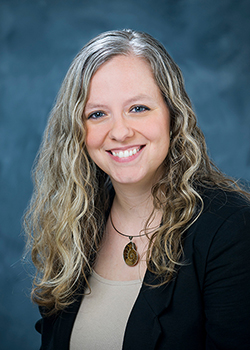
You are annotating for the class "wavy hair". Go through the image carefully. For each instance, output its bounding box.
[24,29,249,313]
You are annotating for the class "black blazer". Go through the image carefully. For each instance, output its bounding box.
[36,188,250,349]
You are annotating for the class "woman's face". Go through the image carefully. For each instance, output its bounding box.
[84,55,171,188]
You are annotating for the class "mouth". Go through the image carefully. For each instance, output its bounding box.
[108,146,144,159]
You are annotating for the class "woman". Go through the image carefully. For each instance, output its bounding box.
[25,29,250,349]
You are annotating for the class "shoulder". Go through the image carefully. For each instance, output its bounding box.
[200,186,250,215]
[184,186,250,264]
[194,186,250,234]
[184,187,250,283]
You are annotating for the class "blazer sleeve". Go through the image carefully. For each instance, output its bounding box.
[35,307,57,350]
[203,207,250,349]
[34,293,83,349]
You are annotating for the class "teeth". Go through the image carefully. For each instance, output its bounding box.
[111,147,140,158]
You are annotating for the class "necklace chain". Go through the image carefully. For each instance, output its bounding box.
[109,212,159,240]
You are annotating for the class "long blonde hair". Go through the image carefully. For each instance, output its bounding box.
[24,29,249,313]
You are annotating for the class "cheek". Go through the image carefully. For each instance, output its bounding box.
[142,109,170,140]
[85,126,101,151]
[85,122,110,150]
[145,123,170,143]
[85,134,94,151]
[149,123,170,159]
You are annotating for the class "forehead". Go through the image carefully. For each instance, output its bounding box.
[86,55,161,103]
[93,54,153,79]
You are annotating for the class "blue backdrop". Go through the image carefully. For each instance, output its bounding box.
[0,0,249,348]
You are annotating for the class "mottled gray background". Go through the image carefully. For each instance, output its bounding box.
[0,0,249,348]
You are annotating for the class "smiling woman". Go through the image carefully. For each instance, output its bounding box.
[24,29,250,350]
[85,55,170,186]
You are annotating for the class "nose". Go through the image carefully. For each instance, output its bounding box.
[108,115,134,142]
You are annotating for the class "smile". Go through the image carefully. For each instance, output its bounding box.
[110,146,143,158]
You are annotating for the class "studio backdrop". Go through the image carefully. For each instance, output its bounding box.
[0,0,249,349]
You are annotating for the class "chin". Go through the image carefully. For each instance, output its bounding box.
[110,172,156,187]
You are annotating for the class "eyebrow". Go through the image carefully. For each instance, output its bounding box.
[125,94,154,105]
[85,103,109,111]
[85,94,154,111]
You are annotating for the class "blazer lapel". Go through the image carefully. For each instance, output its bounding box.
[123,269,177,350]
[51,286,84,349]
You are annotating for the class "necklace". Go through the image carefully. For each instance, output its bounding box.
[109,212,159,267]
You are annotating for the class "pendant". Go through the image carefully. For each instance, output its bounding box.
[123,241,139,267]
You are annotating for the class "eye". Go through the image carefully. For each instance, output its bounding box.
[130,105,150,113]
[87,111,105,120]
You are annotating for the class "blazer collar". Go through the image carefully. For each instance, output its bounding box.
[142,268,177,315]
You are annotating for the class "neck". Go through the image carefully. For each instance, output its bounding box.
[110,163,163,216]
[110,181,162,235]
[112,182,155,217]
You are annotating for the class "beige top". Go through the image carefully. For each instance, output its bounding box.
[70,271,142,350]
